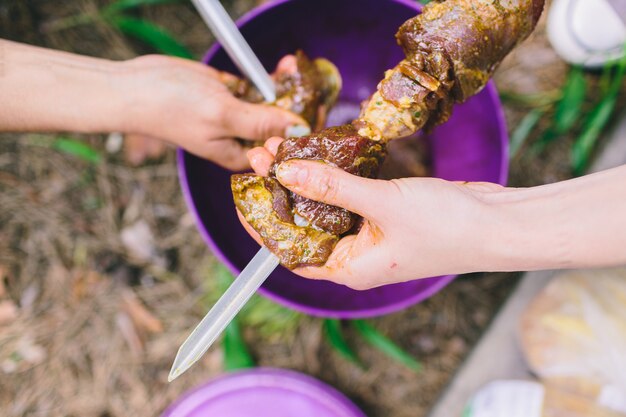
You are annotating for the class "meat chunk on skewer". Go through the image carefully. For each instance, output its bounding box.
[233,0,546,269]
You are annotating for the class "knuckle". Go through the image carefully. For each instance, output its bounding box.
[209,100,229,125]
[255,115,274,140]
[315,170,339,203]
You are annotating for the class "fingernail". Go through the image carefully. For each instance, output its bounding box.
[276,162,305,186]
[285,124,311,138]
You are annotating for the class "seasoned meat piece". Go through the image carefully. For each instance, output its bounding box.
[231,174,338,269]
[231,127,385,269]
[225,51,341,132]
[269,125,386,235]
[356,0,546,140]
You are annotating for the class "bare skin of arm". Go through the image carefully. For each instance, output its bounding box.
[242,138,626,290]
[0,39,303,170]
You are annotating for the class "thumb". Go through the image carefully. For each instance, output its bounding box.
[222,99,308,141]
[275,160,386,218]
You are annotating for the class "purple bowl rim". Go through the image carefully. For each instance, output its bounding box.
[176,0,510,318]
[159,367,367,417]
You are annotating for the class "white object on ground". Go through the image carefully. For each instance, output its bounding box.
[106,132,123,154]
[547,0,626,67]
[464,381,545,417]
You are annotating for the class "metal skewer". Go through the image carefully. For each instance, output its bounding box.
[168,247,279,381]
[169,0,308,382]
[190,0,276,102]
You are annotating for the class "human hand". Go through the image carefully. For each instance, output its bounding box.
[0,40,305,169]
[118,55,306,170]
[240,138,504,290]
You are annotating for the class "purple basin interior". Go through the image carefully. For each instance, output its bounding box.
[178,0,509,318]
[160,368,366,417]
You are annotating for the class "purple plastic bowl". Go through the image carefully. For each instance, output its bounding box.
[177,0,509,318]
[160,368,366,417]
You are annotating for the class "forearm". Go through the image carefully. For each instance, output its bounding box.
[0,39,133,133]
[484,165,626,272]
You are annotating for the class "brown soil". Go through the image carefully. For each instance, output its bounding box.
[0,1,618,417]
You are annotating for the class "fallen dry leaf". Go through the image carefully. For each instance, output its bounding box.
[122,187,146,225]
[123,134,168,166]
[71,269,102,301]
[0,300,18,326]
[121,289,163,334]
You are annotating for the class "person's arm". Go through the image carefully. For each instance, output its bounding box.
[0,39,126,133]
[484,164,626,272]
[0,39,304,170]
[242,139,626,290]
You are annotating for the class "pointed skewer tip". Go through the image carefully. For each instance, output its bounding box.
[168,368,180,383]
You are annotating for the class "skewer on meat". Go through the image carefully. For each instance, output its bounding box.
[233,0,546,269]
[223,50,341,133]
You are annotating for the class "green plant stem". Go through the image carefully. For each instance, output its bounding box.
[45,13,99,32]
[323,319,363,367]
[510,108,545,158]
[352,320,422,372]
[572,45,626,175]
[499,90,561,108]
[222,317,255,371]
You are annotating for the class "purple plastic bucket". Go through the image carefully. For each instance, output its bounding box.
[160,368,366,417]
[178,0,509,318]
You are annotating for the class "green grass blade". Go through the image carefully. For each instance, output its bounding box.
[323,319,363,367]
[510,108,544,158]
[109,16,193,58]
[352,320,421,372]
[52,137,102,164]
[203,265,254,371]
[530,126,557,155]
[572,95,619,175]
[499,90,560,108]
[572,46,626,175]
[102,0,181,17]
[599,62,615,96]
[554,66,587,134]
[222,317,255,371]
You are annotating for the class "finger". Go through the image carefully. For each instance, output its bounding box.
[247,147,274,176]
[274,54,297,75]
[237,210,371,287]
[274,160,387,218]
[146,135,169,158]
[204,139,250,171]
[243,136,284,176]
[124,134,151,166]
[222,99,308,142]
[216,70,240,85]
[264,136,284,156]
[124,133,168,166]
[293,226,386,290]
[236,210,264,245]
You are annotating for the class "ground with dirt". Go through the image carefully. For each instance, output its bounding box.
[0,1,618,417]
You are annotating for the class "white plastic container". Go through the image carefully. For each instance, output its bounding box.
[547,0,626,67]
